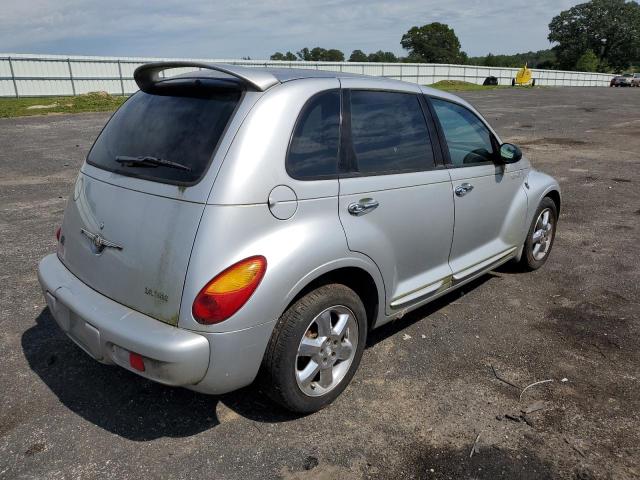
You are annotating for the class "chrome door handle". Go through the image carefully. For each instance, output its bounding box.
[348,198,379,216]
[455,183,474,197]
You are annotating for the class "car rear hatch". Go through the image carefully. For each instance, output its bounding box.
[58,66,258,325]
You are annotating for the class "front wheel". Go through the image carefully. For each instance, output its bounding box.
[261,284,367,413]
[519,197,558,270]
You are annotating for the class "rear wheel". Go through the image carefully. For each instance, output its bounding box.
[261,284,367,413]
[519,197,557,270]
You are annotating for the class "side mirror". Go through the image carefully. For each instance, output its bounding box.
[499,143,522,163]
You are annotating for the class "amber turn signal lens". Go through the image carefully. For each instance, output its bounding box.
[192,256,267,324]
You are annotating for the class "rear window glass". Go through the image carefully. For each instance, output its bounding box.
[349,91,435,175]
[87,89,241,184]
[287,90,340,179]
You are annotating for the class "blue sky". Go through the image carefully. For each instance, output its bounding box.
[1,0,581,59]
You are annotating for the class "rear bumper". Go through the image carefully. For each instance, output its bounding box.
[37,253,210,387]
[37,254,276,394]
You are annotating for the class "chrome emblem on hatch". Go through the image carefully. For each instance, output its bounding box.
[81,228,123,253]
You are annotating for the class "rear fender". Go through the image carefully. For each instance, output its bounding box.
[179,200,386,333]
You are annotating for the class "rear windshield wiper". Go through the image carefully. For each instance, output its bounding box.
[115,155,192,171]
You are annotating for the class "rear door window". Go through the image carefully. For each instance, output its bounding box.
[286,90,341,179]
[87,88,241,185]
[347,90,435,175]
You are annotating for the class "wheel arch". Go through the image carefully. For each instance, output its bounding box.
[545,189,561,214]
[283,260,385,333]
[525,170,561,227]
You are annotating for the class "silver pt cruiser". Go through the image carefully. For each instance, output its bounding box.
[38,62,560,412]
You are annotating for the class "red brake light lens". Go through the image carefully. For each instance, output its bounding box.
[55,226,61,241]
[192,256,267,325]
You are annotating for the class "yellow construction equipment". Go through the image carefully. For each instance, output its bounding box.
[512,64,536,87]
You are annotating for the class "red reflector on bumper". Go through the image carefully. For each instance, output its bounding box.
[129,352,145,372]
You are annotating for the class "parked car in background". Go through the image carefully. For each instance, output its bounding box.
[632,73,640,87]
[38,62,561,413]
[610,74,633,87]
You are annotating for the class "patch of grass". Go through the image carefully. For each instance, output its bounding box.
[0,92,127,118]
[427,80,507,92]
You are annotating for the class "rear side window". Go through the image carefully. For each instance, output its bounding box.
[348,91,435,175]
[87,89,241,185]
[287,90,340,179]
[430,98,496,167]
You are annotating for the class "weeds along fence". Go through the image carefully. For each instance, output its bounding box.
[0,53,613,97]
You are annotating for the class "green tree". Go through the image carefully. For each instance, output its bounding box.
[548,0,640,72]
[483,53,497,67]
[367,50,398,62]
[296,47,311,60]
[575,49,600,71]
[296,47,345,61]
[349,49,368,62]
[400,22,467,63]
[270,51,297,61]
[467,49,557,69]
[324,49,345,61]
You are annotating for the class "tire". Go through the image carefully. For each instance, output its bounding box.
[261,284,367,413]
[519,197,558,271]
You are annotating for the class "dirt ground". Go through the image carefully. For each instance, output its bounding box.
[1,87,639,480]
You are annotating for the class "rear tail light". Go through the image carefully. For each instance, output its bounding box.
[55,226,61,241]
[192,256,267,324]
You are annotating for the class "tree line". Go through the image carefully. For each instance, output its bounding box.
[270,0,640,72]
[270,48,400,62]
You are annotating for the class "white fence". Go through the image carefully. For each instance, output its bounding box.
[0,53,613,97]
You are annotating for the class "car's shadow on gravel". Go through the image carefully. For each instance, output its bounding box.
[23,272,504,440]
[366,273,497,347]
[22,309,299,440]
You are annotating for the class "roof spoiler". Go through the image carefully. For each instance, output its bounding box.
[134,61,280,92]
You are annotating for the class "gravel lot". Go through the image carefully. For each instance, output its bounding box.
[1,87,639,480]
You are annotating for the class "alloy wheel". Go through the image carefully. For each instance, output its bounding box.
[295,305,358,397]
[531,208,554,261]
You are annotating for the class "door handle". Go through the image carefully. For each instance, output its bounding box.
[455,183,474,197]
[348,198,379,216]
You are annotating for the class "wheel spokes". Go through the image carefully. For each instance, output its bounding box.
[297,360,320,387]
[318,367,333,388]
[542,210,550,227]
[332,313,349,337]
[316,310,332,337]
[298,337,322,358]
[533,243,542,257]
[532,229,544,243]
[336,339,353,361]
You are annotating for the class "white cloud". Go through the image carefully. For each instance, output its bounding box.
[0,0,582,58]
